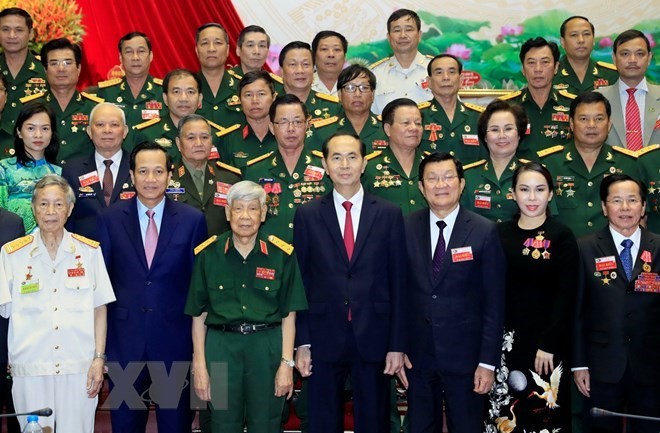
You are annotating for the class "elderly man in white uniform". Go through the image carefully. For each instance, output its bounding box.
[0,174,115,432]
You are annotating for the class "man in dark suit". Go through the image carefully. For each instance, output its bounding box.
[401,151,505,433]
[96,141,207,433]
[62,102,134,239]
[573,174,660,433]
[294,132,407,433]
[0,209,24,433]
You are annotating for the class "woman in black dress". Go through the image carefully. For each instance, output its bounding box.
[486,162,578,433]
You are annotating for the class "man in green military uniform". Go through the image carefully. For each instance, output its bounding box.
[638,144,660,234]
[553,16,618,95]
[420,54,485,164]
[227,25,284,95]
[186,180,307,433]
[362,98,426,214]
[0,8,47,134]
[243,95,331,243]
[501,37,576,160]
[538,92,639,238]
[308,65,388,153]
[167,114,240,236]
[216,71,277,168]
[96,32,166,132]
[0,75,14,158]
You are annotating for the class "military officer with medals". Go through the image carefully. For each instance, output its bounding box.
[420,54,485,164]
[243,94,331,243]
[167,114,241,236]
[638,144,660,234]
[216,71,277,168]
[0,8,47,134]
[538,91,639,239]
[462,100,533,223]
[96,32,166,131]
[500,37,576,160]
[553,16,618,95]
[362,98,426,215]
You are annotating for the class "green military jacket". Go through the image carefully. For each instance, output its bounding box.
[362,146,426,215]
[538,142,639,238]
[500,88,576,160]
[96,75,166,129]
[304,91,341,126]
[216,123,277,168]
[227,67,285,96]
[166,160,241,236]
[242,149,331,242]
[196,70,244,128]
[0,52,47,133]
[552,57,618,95]
[308,114,388,153]
[637,144,660,234]
[419,99,486,164]
[0,127,14,159]
[184,230,307,325]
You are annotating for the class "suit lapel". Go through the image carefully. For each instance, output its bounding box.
[351,194,377,264]
[643,89,659,145]
[82,156,105,207]
[111,154,131,203]
[152,198,178,266]
[435,207,474,283]
[416,210,434,289]
[123,199,149,270]
[632,229,656,281]
[201,163,216,206]
[319,194,349,265]
[607,87,626,146]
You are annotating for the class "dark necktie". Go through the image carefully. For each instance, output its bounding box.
[103,159,113,206]
[432,220,447,278]
[620,239,634,281]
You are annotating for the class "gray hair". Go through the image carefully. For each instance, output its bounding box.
[227,180,266,207]
[178,114,211,136]
[32,174,76,206]
[89,102,127,126]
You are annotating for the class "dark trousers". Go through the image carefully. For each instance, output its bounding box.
[0,363,19,433]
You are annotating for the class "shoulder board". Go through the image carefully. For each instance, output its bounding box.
[152,78,163,86]
[215,123,241,137]
[536,145,564,158]
[313,116,339,129]
[133,118,160,131]
[365,150,382,161]
[227,69,242,80]
[518,158,531,164]
[19,92,45,104]
[269,72,283,84]
[417,101,431,110]
[98,77,122,88]
[71,233,100,248]
[194,235,218,255]
[81,92,105,104]
[558,90,577,100]
[376,115,382,122]
[315,92,339,103]
[596,61,617,71]
[463,159,487,170]
[3,235,33,254]
[369,57,390,69]
[311,150,324,159]
[611,146,638,159]
[423,151,431,156]
[498,90,521,101]
[246,151,274,166]
[205,120,223,132]
[424,54,435,60]
[636,143,660,157]
[463,102,485,112]
[267,235,293,255]
[215,160,241,176]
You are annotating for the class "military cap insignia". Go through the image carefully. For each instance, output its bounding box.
[194,235,218,255]
[71,233,100,248]
[3,235,34,254]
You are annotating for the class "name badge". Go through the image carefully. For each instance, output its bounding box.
[256,267,275,280]
[79,171,100,187]
[67,268,85,277]
[208,146,220,160]
[474,194,491,209]
[20,281,40,294]
[462,134,479,146]
[595,256,617,272]
[119,191,136,200]
[451,246,474,262]
[141,109,159,120]
[304,165,325,182]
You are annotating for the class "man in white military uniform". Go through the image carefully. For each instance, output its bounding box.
[0,174,115,432]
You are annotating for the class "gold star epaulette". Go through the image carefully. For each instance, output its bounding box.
[268,234,293,255]
[463,102,485,113]
[611,146,638,159]
[215,123,241,137]
[596,61,617,71]
[313,116,339,129]
[315,92,339,103]
[636,144,660,157]
[3,235,33,254]
[463,159,487,170]
[311,150,324,159]
[269,72,283,84]
[417,101,431,110]
[498,90,522,101]
[216,160,241,176]
[98,78,122,88]
[558,90,577,100]
[19,92,45,104]
[536,145,564,158]
[194,235,218,255]
[365,150,382,161]
[519,158,531,164]
[369,57,390,69]
[246,151,274,166]
[71,233,100,248]
[132,118,160,130]
[227,69,242,80]
[152,78,163,86]
[81,92,105,104]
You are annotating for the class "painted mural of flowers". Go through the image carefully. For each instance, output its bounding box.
[445,43,472,60]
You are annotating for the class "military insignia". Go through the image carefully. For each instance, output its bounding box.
[561,68,569,77]
[268,235,294,255]
[79,186,94,193]
[227,95,240,106]
[606,152,613,161]
[194,235,218,255]
[123,183,129,189]
[147,82,153,91]
[465,125,471,132]
[609,167,616,174]
[3,235,34,254]
[566,152,572,161]
[155,138,172,148]
[484,184,491,191]
[71,234,100,248]
[117,96,123,103]
[163,123,171,132]
[384,156,391,164]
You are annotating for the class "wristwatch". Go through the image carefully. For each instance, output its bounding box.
[281,357,295,368]
[94,352,107,361]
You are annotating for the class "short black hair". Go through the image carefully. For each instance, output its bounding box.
[130,141,172,173]
[278,41,312,68]
[118,32,151,53]
[387,9,421,33]
[13,102,59,166]
[237,25,270,48]
[195,23,228,44]
[418,151,464,181]
[519,37,560,64]
[311,31,348,60]
[569,91,611,119]
[613,29,651,53]
[337,64,376,91]
[268,94,309,123]
[40,38,82,68]
[162,68,201,94]
[238,70,275,95]
[599,173,646,205]
[427,54,463,76]
[477,100,528,149]
[381,98,419,126]
[559,16,594,38]
[0,8,33,30]
[322,132,365,159]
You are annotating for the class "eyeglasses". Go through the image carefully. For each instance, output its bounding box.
[47,59,76,68]
[272,119,307,129]
[606,198,642,207]
[423,174,459,185]
[342,84,372,93]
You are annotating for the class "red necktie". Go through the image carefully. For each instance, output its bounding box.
[342,201,354,321]
[145,210,158,268]
[625,88,643,151]
[103,159,113,206]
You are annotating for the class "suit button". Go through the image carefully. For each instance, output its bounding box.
[587,181,593,187]
[55,346,59,350]
[425,318,431,324]
[431,295,437,300]
[344,300,349,305]
[587,221,593,227]
[146,281,151,286]
[587,202,593,207]
[288,203,294,209]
